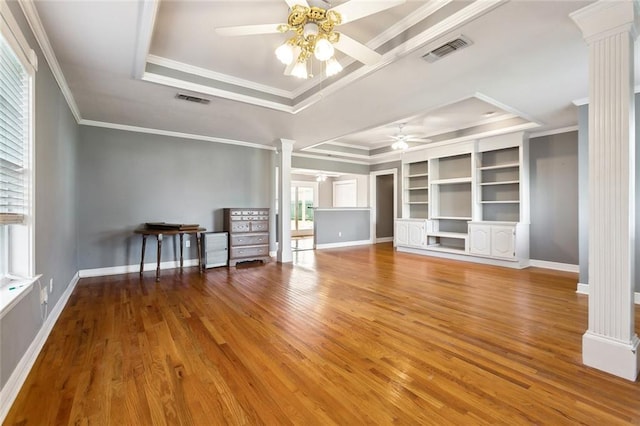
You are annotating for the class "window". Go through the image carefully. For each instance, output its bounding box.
[0,2,36,282]
[333,179,357,207]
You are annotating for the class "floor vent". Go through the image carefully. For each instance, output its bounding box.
[422,35,472,63]
[176,93,211,104]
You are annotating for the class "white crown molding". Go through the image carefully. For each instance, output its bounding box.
[141,71,295,113]
[573,85,640,106]
[303,147,372,160]
[79,119,276,151]
[147,54,292,99]
[132,0,159,79]
[473,92,540,127]
[292,152,370,165]
[1,0,37,71]
[529,125,579,139]
[18,0,82,123]
[315,141,371,151]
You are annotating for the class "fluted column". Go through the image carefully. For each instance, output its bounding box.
[276,139,294,263]
[571,0,639,380]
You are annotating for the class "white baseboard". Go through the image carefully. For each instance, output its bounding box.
[0,272,80,423]
[375,237,394,243]
[576,282,640,304]
[529,259,579,273]
[79,259,200,278]
[315,240,371,250]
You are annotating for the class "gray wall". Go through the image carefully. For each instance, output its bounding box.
[371,160,401,217]
[77,126,273,270]
[314,209,370,245]
[578,105,589,284]
[376,174,394,238]
[529,131,579,264]
[1,1,79,387]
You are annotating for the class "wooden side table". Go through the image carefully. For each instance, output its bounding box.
[134,226,206,281]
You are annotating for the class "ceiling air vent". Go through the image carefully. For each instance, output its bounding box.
[422,35,472,63]
[176,93,211,105]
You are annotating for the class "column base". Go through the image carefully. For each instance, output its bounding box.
[583,331,640,381]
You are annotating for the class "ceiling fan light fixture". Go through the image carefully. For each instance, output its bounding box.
[325,56,342,76]
[291,60,309,79]
[275,42,295,65]
[392,140,408,151]
[314,37,334,61]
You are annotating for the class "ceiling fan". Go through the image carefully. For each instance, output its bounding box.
[215,0,406,79]
[389,123,430,150]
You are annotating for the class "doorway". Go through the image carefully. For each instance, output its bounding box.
[370,169,397,243]
[291,181,317,250]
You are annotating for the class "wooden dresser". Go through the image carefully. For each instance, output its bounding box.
[223,208,270,266]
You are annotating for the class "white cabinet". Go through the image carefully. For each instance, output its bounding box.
[468,222,517,259]
[395,219,427,248]
[468,224,491,256]
[491,225,516,258]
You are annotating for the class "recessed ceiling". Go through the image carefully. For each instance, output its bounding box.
[27,0,602,163]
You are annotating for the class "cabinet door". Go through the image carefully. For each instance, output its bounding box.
[395,221,409,246]
[468,224,491,256]
[407,222,425,247]
[491,225,516,259]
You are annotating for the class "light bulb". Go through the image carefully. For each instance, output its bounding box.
[275,43,294,65]
[291,61,308,79]
[325,57,343,76]
[314,38,334,61]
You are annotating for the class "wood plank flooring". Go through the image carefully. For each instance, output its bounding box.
[5,243,640,425]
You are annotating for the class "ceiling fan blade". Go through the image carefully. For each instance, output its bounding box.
[284,0,309,8]
[216,24,282,37]
[330,0,406,25]
[334,33,381,65]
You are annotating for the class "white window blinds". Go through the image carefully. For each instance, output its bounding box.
[0,34,28,225]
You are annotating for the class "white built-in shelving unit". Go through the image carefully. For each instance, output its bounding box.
[395,131,530,268]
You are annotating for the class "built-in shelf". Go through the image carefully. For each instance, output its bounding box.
[408,201,429,205]
[480,180,520,186]
[408,173,429,178]
[427,231,468,239]
[430,177,472,184]
[478,162,520,171]
[481,200,520,204]
[424,245,467,254]
[409,186,429,190]
[431,216,473,221]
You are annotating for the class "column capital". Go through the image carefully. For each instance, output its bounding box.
[276,138,295,153]
[571,0,640,42]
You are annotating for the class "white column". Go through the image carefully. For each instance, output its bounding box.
[276,139,294,263]
[571,0,640,381]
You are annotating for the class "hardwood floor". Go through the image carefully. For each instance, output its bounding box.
[5,243,640,425]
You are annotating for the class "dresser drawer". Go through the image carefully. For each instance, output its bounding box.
[231,245,268,258]
[230,222,250,232]
[231,234,268,246]
[251,221,268,232]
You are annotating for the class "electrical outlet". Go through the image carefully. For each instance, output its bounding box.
[40,287,48,304]
[185,239,191,248]
[338,232,342,237]
[49,278,53,293]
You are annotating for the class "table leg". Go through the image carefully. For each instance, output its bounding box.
[140,235,147,276]
[196,232,203,274]
[179,233,184,271]
[156,234,163,282]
